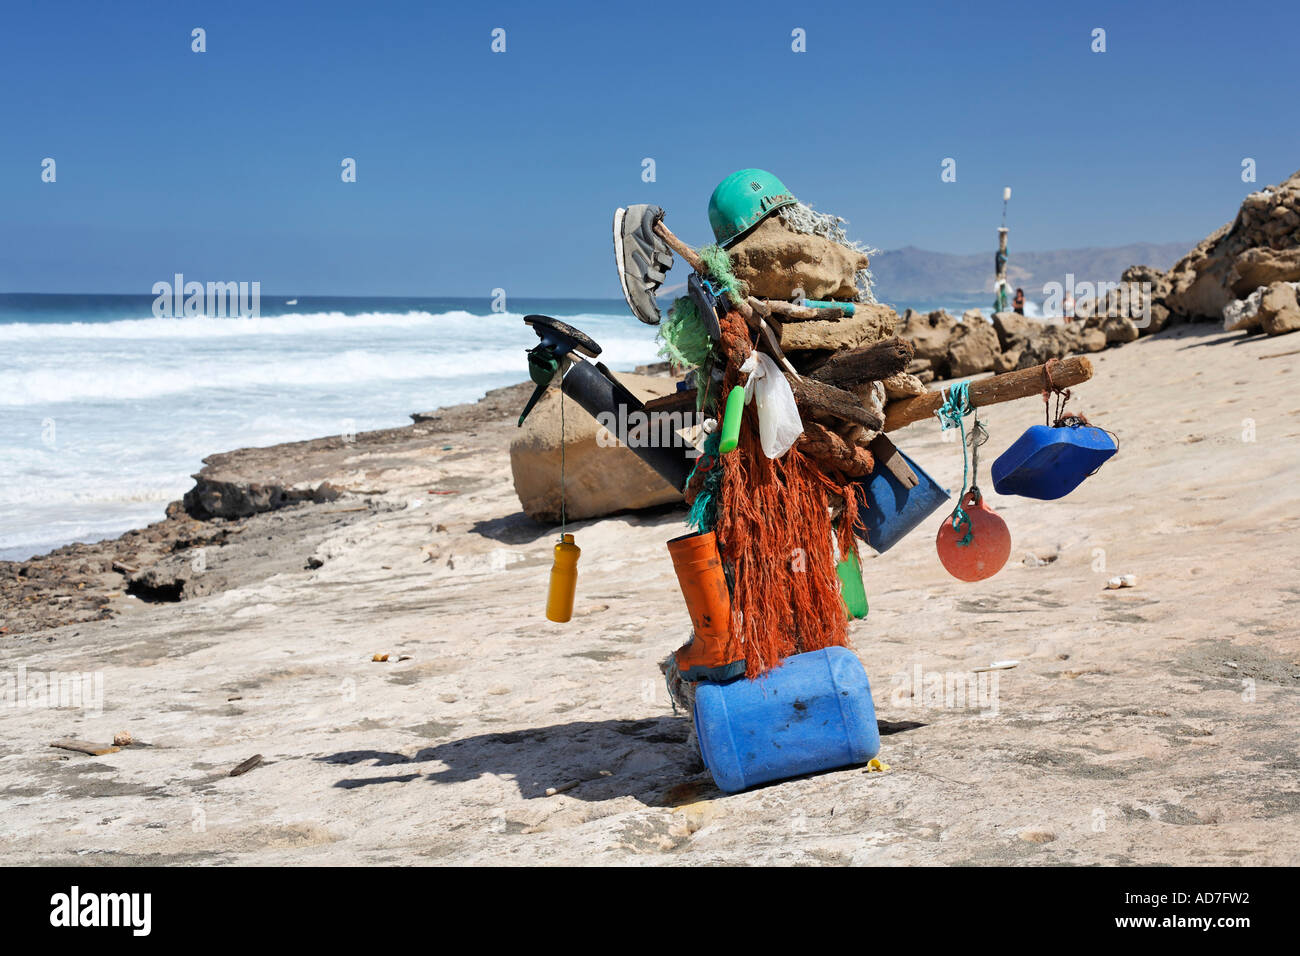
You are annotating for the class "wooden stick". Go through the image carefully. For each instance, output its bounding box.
[789,377,884,431]
[807,337,914,388]
[882,356,1094,432]
[51,739,120,757]
[759,299,846,321]
[229,754,264,777]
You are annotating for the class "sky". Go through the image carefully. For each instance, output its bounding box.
[2,0,1297,297]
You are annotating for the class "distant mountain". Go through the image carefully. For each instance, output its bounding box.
[870,242,1192,312]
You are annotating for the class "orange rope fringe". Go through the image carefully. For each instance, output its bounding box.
[714,311,862,678]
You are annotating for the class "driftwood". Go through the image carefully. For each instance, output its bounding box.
[756,298,846,321]
[229,754,264,777]
[868,434,919,487]
[883,356,1094,431]
[51,739,120,757]
[797,423,874,477]
[789,376,884,431]
[808,337,914,388]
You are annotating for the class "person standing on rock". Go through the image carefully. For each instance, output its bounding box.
[1013,288,1025,315]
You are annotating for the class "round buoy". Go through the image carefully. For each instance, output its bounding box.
[936,491,1011,582]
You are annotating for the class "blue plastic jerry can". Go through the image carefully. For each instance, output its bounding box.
[991,424,1117,500]
[693,647,881,793]
[852,450,950,553]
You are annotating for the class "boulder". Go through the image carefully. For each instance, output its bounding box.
[946,316,1002,376]
[1100,314,1140,345]
[990,313,1082,370]
[1077,327,1108,352]
[1257,281,1300,336]
[729,215,870,300]
[898,309,958,377]
[509,373,686,522]
[778,302,898,352]
[1165,168,1300,319]
[991,311,1037,353]
[1120,265,1173,335]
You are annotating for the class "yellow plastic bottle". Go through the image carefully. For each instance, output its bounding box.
[546,533,580,622]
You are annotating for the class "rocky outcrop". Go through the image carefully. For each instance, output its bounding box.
[729,215,870,300]
[898,309,959,377]
[1164,169,1300,322]
[947,313,1002,377]
[509,373,685,523]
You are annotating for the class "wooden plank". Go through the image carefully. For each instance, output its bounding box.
[883,356,1094,431]
[229,754,264,777]
[51,739,120,757]
[868,434,918,488]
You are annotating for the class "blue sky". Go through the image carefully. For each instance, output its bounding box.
[2,0,1296,297]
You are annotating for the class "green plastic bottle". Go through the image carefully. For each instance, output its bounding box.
[718,386,745,454]
[836,550,869,620]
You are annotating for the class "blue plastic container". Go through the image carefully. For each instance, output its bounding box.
[991,424,1117,500]
[693,647,881,793]
[852,450,950,553]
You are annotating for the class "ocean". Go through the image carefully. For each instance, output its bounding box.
[0,294,660,562]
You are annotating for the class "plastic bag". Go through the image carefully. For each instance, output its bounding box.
[740,351,803,458]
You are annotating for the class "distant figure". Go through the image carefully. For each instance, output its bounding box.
[1013,287,1025,315]
[1063,292,1076,323]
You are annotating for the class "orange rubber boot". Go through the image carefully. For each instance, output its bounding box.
[666,531,746,682]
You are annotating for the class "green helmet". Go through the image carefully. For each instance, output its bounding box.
[707,168,798,248]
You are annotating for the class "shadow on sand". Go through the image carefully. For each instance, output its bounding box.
[318,715,926,804]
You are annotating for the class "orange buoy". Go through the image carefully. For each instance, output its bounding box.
[936,490,1011,582]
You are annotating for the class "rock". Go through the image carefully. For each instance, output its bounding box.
[898,309,958,377]
[991,311,1039,353]
[127,552,223,601]
[881,370,928,400]
[991,314,1082,370]
[1223,285,1267,332]
[728,215,870,300]
[946,316,1002,376]
[1223,280,1300,333]
[1100,314,1139,345]
[905,357,935,384]
[1077,327,1108,352]
[1165,168,1300,320]
[1258,281,1300,336]
[1121,265,1173,335]
[778,302,898,352]
[509,373,685,522]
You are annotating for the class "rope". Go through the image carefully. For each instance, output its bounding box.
[935,382,986,546]
[558,378,567,538]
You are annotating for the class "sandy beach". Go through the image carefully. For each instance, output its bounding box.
[2,321,1297,866]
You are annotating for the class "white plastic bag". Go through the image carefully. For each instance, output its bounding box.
[740,351,803,459]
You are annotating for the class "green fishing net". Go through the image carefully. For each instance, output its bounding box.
[657,297,712,370]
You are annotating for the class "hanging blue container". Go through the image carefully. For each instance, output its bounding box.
[992,423,1117,500]
[852,450,950,553]
[693,647,881,793]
